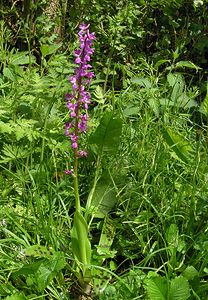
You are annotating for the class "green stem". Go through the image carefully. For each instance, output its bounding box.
[103,32,116,94]
[74,150,81,213]
[85,154,102,220]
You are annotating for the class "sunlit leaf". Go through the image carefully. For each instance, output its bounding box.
[169,277,190,300]
[168,73,185,102]
[71,211,91,276]
[166,224,179,247]
[89,111,123,156]
[40,44,61,57]
[145,276,168,300]
[3,67,16,81]
[175,61,201,71]
[201,81,208,115]
[6,293,26,300]
[154,59,170,69]
[90,171,117,218]
[9,52,36,65]
[163,127,194,163]
[183,266,199,281]
[123,105,140,116]
[131,77,152,88]
[93,85,105,104]
[97,216,116,257]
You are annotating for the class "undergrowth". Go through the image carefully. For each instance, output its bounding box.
[0,13,208,300]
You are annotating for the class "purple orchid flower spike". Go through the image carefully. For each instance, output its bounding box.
[64,23,95,174]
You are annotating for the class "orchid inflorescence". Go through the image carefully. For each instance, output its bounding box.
[64,23,95,174]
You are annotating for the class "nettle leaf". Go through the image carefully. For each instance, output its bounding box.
[145,276,168,300]
[89,111,123,156]
[183,266,199,281]
[123,104,140,116]
[148,98,160,117]
[169,276,190,300]
[37,252,65,292]
[40,44,61,57]
[6,293,26,300]
[71,212,91,276]
[167,73,183,88]
[163,127,194,163]
[3,67,16,81]
[167,73,185,102]
[154,59,170,69]
[131,77,152,88]
[174,61,201,71]
[9,52,36,65]
[14,252,65,292]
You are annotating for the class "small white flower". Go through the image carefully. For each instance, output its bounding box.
[0,219,7,227]
[194,0,203,7]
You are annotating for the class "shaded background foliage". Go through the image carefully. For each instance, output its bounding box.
[1,0,208,76]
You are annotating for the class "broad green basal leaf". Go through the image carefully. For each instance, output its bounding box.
[90,174,117,218]
[163,127,194,163]
[145,276,168,300]
[169,276,190,300]
[89,111,123,156]
[71,211,91,277]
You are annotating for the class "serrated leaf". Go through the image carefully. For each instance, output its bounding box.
[123,104,140,116]
[176,94,198,109]
[6,293,26,300]
[36,252,65,291]
[183,266,199,281]
[154,59,170,69]
[131,77,152,88]
[163,127,194,163]
[71,212,91,276]
[168,73,185,102]
[10,52,36,65]
[14,252,65,292]
[0,121,12,134]
[145,276,168,300]
[169,276,190,300]
[175,61,201,70]
[148,98,160,117]
[167,73,183,88]
[3,67,16,81]
[89,111,123,156]
[40,44,61,57]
